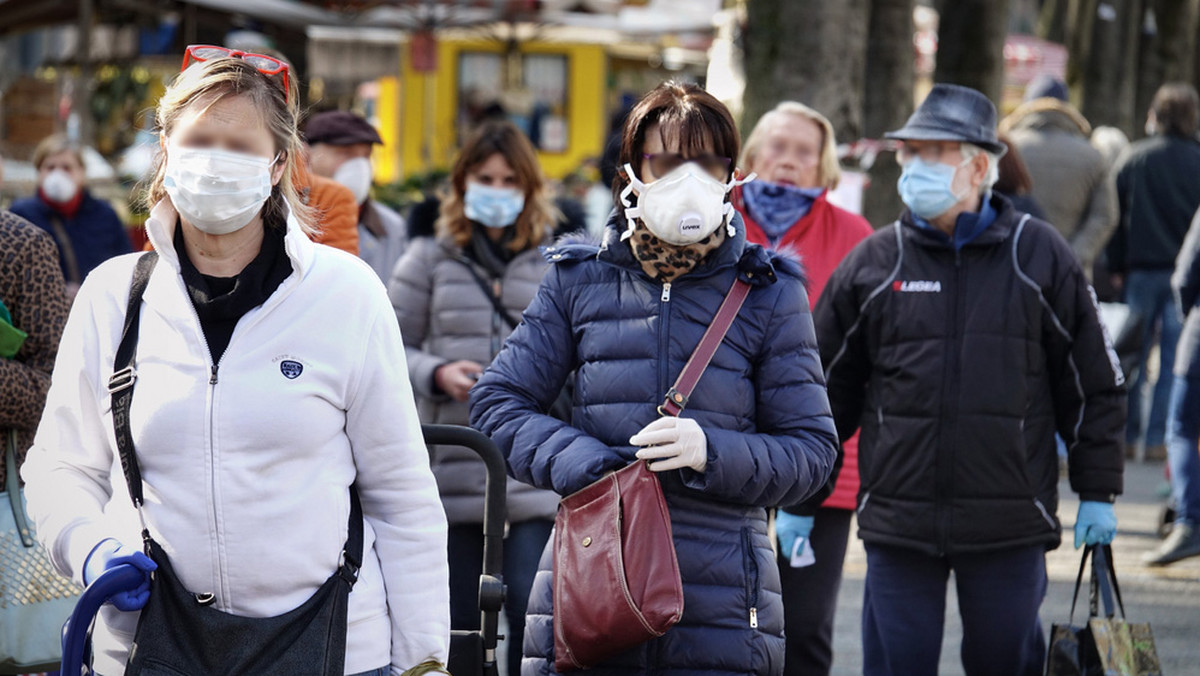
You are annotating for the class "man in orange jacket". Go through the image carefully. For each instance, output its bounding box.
[293,159,359,255]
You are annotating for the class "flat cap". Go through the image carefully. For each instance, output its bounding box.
[305,110,383,146]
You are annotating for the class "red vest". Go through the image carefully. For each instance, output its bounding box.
[733,187,873,511]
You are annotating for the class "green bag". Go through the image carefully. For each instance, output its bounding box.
[1046,545,1162,676]
[0,300,26,359]
[0,429,81,674]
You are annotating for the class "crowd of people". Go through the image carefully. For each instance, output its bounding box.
[2,41,1199,676]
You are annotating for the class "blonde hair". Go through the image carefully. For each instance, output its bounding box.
[32,134,85,170]
[438,120,558,252]
[143,55,313,233]
[741,101,842,190]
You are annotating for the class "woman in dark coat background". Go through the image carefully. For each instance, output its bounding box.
[469,82,838,676]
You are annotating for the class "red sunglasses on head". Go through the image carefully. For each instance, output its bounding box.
[181,45,290,102]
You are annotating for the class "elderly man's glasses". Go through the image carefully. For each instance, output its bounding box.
[643,152,732,178]
[181,45,290,102]
[894,142,963,165]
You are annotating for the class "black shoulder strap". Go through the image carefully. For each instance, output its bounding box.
[454,255,521,330]
[109,252,158,509]
[47,213,82,284]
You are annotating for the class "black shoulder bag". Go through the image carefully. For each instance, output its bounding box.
[108,252,363,676]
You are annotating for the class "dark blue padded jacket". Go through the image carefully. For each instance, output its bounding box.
[469,213,838,676]
[10,191,131,283]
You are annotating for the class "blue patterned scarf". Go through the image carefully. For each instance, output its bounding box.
[742,181,824,243]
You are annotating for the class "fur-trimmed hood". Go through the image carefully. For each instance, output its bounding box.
[1000,97,1092,137]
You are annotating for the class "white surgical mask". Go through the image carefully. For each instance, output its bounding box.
[333,156,372,205]
[41,169,79,203]
[620,162,754,245]
[464,183,525,229]
[164,146,276,235]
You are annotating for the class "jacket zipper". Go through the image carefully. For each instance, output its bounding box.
[935,249,965,554]
[181,271,298,606]
[490,276,504,356]
[178,295,224,599]
[742,527,759,628]
[658,281,672,399]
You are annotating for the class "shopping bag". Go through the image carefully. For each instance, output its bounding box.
[1,431,81,674]
[1046,545,1162,676]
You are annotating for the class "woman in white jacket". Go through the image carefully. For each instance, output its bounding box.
[20,48,449,675]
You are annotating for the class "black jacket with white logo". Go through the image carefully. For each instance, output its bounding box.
[815,194,1125,555]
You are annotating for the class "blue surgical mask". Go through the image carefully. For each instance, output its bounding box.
[897,157,969,220]
[464,182,525,229]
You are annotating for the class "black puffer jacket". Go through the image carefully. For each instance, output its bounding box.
[815,194,1125,555]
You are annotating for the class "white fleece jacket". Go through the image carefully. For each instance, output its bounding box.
[21,201,449,675]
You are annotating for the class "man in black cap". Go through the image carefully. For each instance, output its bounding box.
[813,83,1125,675]
[306,110,408,280]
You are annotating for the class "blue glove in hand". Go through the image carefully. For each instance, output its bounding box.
[1074,501,1118,549]
[83,539,157,611]
[775,511,815,558]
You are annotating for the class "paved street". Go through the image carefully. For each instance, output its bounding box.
[828,459,1200,675]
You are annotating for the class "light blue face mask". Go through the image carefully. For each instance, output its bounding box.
[464,182,526,229]
[897,157,970,220]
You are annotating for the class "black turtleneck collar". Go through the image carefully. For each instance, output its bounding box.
[174,215,293,364]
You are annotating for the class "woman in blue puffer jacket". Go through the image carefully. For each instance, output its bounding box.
[469,81,839,676]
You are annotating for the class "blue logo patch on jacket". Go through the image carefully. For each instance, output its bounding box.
[280,360,303,379]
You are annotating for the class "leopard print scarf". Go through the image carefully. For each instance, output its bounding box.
[628,221,727,282]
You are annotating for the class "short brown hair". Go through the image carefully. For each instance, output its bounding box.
[994,133,1033,196]
[617,81,740,192]
[32,134,85,170]
[438,120,557,252]
[1151,82,1200,137]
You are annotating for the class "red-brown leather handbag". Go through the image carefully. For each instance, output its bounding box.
[552,278,752,671]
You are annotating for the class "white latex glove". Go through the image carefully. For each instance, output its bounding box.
[630,416,708,473]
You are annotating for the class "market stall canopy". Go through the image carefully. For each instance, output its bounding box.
[0,0,349,37]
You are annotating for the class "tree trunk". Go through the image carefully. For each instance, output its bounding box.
[933,0,1013,105]
[1135,0,1200,137]
[741,0,869,143]
[1157,0,1200,83]
[1075,0,1144,134]
[1039,0,1071,43]
[862,0,915,227]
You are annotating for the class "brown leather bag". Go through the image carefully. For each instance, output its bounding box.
[551,277,752,671]
[552,460,683,671]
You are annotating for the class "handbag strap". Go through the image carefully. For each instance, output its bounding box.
[6,428,36,547]
[105,252,364,584]
[658,277,752,417]
[48,213,83,285]
[1067,544,1091,624]
[108,252,158,510]
[1094,544,1127,618]
[454,255,521,330]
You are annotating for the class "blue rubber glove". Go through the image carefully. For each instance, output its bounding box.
[1074,501,1118,549]
[83,539,157,611]
[775,511,815,558]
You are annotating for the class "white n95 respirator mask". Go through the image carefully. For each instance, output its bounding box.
[620,162,754,245]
